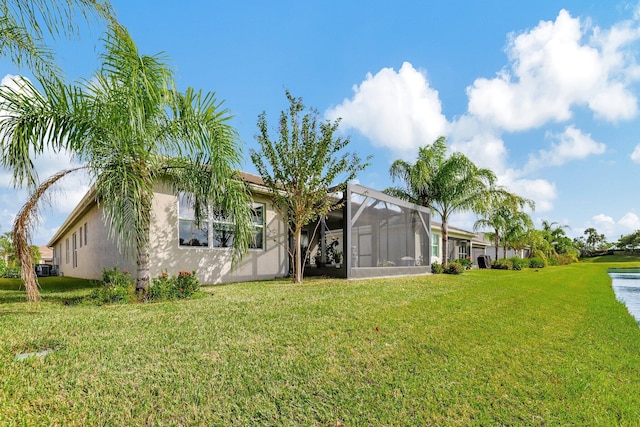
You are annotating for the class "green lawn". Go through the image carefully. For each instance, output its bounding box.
[1,257,640,425]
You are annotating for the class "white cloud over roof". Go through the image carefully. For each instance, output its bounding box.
[325,62,448,157]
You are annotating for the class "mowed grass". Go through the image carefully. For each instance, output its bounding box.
[1,257,640,425]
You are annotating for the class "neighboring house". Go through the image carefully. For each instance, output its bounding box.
[475,231,531,260]
[430,222,491,266]
[48,175,437,283]
[37,245,53,265]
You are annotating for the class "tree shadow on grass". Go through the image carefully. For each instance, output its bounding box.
[0,277,98,304]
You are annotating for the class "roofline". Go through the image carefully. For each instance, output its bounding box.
[47,172,272,247]
[47,186,97,247]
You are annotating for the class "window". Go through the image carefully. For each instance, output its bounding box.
[178,194,264,250]
[79,226,83,247]
[178,194,209,247]
[432,233,440,257]
[458,242,468,260]
[65,238,69,264]
[249,203,264,249]
[72,232,78,268]
[212,208,234,248]
[84,222,88,245]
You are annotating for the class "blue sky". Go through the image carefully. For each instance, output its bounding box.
[1,0,640,245]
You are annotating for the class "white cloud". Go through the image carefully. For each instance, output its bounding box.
[631,144,640,163]
[524,125,606,171]
[577,212,640,242]
[449,115,510,173]
[592,213,615,225]
[325,62,448,157]
[619,212,640,230]
[466,9,640,131]
[503,175,557,213]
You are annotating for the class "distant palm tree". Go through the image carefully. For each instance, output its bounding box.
[386,136,497,264]
[474,190,534,260]
[1,0,114,78]
[0,231,15,266]
[540,220,570,258]
[0,25,252,301]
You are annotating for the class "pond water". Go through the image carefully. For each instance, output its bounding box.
[609,269,640,323]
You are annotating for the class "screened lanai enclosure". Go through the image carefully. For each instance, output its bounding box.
[303,184,431,279]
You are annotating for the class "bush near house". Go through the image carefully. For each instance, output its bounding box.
[458,257,473,270]
[148,270,200,301]
[491,259,512,270]
[431,262,444,274]
[89,267,202,304]
[509,257,528,271]
[444,260,464,275]
[529,257,547,268]
[89,266,136,304]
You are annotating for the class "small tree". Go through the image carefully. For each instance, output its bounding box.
[250,90,370,283]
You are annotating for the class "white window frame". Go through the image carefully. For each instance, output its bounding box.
[432,233,440,258]
[178,194,265,250]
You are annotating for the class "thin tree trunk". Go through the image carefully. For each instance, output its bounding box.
[293,226,302,284]
[442,221,449,264]
[494,229,499,260]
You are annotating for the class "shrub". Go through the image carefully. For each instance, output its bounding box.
[431,262,444,274]
[90,266,136,304]
[509,257,528,271]
[556,253,578,265]
[528,257,546,268]
[458,257,473,270]
[0,260,20,278]
[444,261,464,275]
[148,270,200,301]
[491,259,512,270]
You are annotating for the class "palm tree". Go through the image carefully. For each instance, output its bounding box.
[0,24,252,301]
[540,220,569,258]
[474,190,534,260]
[1,0,114,78]
[387,136,497,264]
[0,231,15,266]
[500,210,534,258]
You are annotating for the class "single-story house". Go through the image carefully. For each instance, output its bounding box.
[430,223,491,266]
[47,174,434,283]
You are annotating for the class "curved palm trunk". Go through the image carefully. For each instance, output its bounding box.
[494,229,499,260]
[13,168,85,302]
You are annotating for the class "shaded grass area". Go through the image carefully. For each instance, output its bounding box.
[1,261,640,425]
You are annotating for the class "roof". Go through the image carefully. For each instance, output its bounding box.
[431,221,491,246]
[47,171,272,247]
[38,245,53,260]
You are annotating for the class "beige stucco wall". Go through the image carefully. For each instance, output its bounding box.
[53,204,135,280]
[149,186,289,284]
[52,186,289,284]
